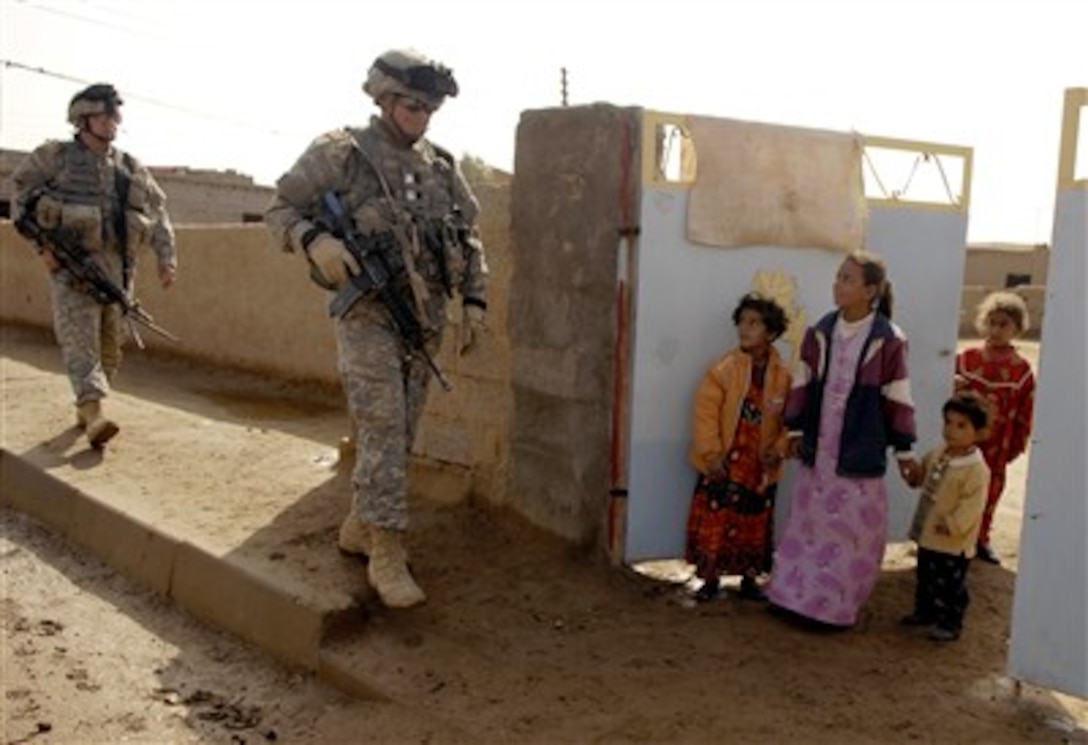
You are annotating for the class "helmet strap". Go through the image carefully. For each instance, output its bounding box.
[79,117,112,153]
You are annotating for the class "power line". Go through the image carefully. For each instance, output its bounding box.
[15,0,174,42]
[15,0,243,59]
[1,59,87,87]
[82,0,168,30]
[1,59,303,138]
[5,2,298,138]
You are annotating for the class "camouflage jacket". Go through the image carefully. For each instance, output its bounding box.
[12,137,177,271]
[265,116,488,307]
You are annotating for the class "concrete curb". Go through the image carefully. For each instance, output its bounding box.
[0,447,387,700]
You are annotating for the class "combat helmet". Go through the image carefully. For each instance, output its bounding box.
[68,83,123,127]
[363,49,458,109]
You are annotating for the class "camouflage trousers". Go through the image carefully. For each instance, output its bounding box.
[335,298,443,531]
[50,272,124,406]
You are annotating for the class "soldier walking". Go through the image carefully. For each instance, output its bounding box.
[265,49,489,608]
[13,84,178,448]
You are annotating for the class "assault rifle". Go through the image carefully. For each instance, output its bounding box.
[16,215,178,347]
[319,191,452,391]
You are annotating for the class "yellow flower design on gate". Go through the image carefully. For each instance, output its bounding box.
[751,270,805,367]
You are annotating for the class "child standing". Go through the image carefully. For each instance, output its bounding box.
[686,293,792,602]
[954,291,1036,565]
[767,250,920,627]
[902,392,992,641]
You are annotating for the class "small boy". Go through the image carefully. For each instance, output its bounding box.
[901,392,992,642]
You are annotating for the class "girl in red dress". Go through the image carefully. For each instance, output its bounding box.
[686,293,792,602]
[954,291,1036,565]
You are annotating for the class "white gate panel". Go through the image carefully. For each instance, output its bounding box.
[1009,88,1088,698]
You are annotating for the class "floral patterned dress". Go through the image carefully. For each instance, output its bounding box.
[767,316,889,627]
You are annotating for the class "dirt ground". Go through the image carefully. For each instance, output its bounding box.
[2,335,1087,744]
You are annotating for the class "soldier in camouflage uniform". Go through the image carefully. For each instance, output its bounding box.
[265,49,489,608]
[12,84,177,448]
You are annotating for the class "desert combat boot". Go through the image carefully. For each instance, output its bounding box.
[367,527,425,608]
[77,400,119,448]
[339,509,415,562]
[338,510,371,556]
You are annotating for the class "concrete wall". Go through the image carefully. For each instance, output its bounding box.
[0,169,514,505]
[0,222,340,377]
[506,105,638,547]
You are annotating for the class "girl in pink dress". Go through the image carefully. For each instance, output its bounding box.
[767,251,920,627]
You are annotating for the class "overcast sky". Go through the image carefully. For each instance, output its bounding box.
[1,0,1084,242]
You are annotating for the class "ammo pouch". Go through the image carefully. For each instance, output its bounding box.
[60,203,104,253]
[421,216,468,293]
[34,194,64,230]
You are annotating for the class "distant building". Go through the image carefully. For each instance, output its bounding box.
[963,242,1049,289]
[0,147,273,224]
[961,242,1049,339]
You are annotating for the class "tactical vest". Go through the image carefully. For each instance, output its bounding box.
[46,140,153,258]
[342,126,472,294]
